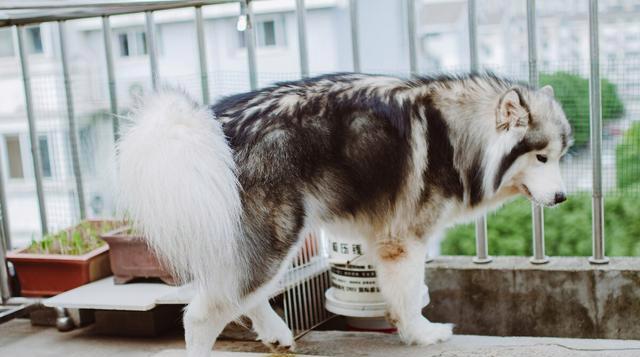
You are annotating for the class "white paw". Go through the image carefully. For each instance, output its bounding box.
[399,318,453,346]
[254,320,295,351]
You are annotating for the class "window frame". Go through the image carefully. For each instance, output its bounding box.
[115,28,149,58]
[4,134,26,181]
[237,15,287,49]
[26,26,44,55]
[37,134,53,179]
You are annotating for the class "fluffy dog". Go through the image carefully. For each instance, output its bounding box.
[117,73,572,356]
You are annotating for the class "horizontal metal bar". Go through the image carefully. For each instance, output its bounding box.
[0,0,282,27]
[1,0,220,10]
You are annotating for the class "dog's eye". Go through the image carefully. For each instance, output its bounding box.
[536,154,548,163]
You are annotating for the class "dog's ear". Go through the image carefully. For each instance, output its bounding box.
[540,85,554,97]
[496,89,528,132]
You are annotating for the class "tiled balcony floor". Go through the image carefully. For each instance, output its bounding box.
[3,318,640,357]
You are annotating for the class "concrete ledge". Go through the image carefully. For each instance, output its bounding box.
[424,256,640,339]
[296,331,640,357]
[154,331,640,357]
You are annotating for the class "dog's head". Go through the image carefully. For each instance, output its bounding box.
[491,85,573,207]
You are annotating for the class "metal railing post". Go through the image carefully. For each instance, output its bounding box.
[0,158,11,251]
[588,0,608,265]
[58,21,86,220]
[406,0,418,76]
[0,163,11,301]
[145,11,159,90]
[295,0,309,78]
[195,6,210,104]
[241,0,258,90]
[0,222,10,301]
[348,0,360,72]
[527,0,548,264]
[467,0,478,72]
[467,0,490,264]
[16,25,48,235]
[102,16,119,142]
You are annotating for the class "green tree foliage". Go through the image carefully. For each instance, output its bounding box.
[616,122,640,190]
[539,72,624,148]
[442,195,640,257]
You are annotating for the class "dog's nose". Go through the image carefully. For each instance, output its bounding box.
[554,192,567,204]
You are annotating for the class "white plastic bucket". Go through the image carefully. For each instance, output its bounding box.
[325,233,430,332]
[327,236,384,303]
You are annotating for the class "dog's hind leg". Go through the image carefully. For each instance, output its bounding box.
[374,237,453,346]
[183,292,237,357]
[246,299,295,351]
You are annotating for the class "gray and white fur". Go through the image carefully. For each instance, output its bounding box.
[116,73,572,356]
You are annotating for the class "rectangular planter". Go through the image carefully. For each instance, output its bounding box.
[101,226,177,285]
[7,245,111,297]
[6,220,121,297]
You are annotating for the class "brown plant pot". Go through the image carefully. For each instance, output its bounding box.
[6,220,122,297]
[6,245,111,297]
[101,226,177,285]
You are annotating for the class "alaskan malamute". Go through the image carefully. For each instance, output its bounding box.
[117,73,572,356]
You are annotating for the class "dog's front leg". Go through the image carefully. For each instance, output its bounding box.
[374,238,453,345]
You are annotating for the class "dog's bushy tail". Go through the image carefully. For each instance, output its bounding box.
[116,90,242,301]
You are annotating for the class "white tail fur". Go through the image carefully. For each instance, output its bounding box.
[116,90,242,302]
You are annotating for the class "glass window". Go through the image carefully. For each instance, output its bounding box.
[26,26,43,54]
[118,33,129,56]
[261,20,276,47]
[38,135,52,178]
[136,31,148,55]
[238,17,284,48]
[5,135,24,179]
[0,28,14,57]
[117,29,148,57]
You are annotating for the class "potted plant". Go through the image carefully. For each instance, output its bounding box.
[6,220,123,296]
[100,226,177,285]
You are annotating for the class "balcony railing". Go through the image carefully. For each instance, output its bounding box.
[0,0,623,333]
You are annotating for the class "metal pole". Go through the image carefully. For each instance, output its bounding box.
[241,0,258,90]
[348,0,360,72]
[16,25,48,235]
[145,11,159,90]
[58,21,86,220]
[467,0,478,72]
[406,0,417,76]
[102,16,119,142]
[195,6,210,104]
[467,0,490,264]
[0,224,10,301]
[0,159,11,251]
[588,0,608,265]
[0,162,11,300]
[527,0,548,264]
[295,0,309,78]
